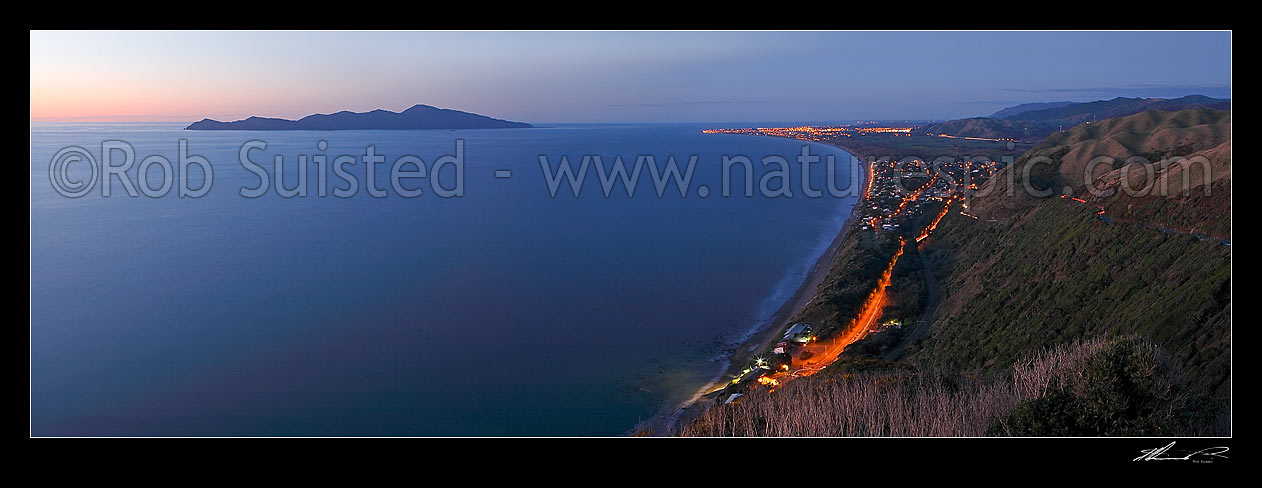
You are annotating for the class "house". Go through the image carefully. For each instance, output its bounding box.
[783,323,813,343]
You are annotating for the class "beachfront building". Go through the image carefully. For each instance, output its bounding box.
[783,323,813,344]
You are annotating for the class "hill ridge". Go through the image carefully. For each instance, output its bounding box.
[185,104,532,131]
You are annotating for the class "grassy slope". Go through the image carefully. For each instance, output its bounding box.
[687,108,1231,436]
[923,117,1052,142]
[908,108,1231,408]
[1005,96,1230,126]
[776,223,899,343]
[925,97,1231,146]
[911,203,1230,401]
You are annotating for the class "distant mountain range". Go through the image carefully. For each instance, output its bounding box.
[927,95,1230,142]
[1002,95,1229,126]
[185,104,532,130]
[989,101,1076,118]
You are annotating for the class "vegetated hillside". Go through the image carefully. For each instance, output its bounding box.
[973,108,1230,238]
[900,108,1230,432]
[991,101,1075,119]
[927,95,1229,143]
[785,222,906,341]
[923,117,1050,142]
[1004,95,1230,127]
[685,108,1230,437]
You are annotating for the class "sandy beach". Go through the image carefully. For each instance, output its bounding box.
[630,141,869,436]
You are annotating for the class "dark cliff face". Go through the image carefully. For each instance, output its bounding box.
[185,104,533,130]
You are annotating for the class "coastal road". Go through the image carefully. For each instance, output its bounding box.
[884,210,943,361]
[790,239,905,376]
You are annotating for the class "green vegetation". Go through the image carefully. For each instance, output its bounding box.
[784,225,902,343]
[1004,95,1229,127]
[893,109,1232,434]
[912,203,1230,407]
[685,108,1230,437]
[989,339,1202,436]
[924,96,1230,143]
[924,117,1050,142]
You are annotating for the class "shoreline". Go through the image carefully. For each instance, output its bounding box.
[631,140,869,436]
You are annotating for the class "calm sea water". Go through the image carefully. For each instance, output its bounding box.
[30,122,856,436]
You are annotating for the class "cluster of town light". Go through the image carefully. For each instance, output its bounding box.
[702,125,920,142]
[704,123,1002,396]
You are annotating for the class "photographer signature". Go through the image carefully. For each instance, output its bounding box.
[1134,441,1229,462]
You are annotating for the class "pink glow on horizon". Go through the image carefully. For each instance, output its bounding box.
[30,75,327,122]
[31,31,1232,123]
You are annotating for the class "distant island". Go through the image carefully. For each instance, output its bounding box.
[185,104,532,131]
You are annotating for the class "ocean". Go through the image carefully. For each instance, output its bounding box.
[29,122,857,436]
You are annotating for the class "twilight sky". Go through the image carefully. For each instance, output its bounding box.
[30,31,1231,124]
